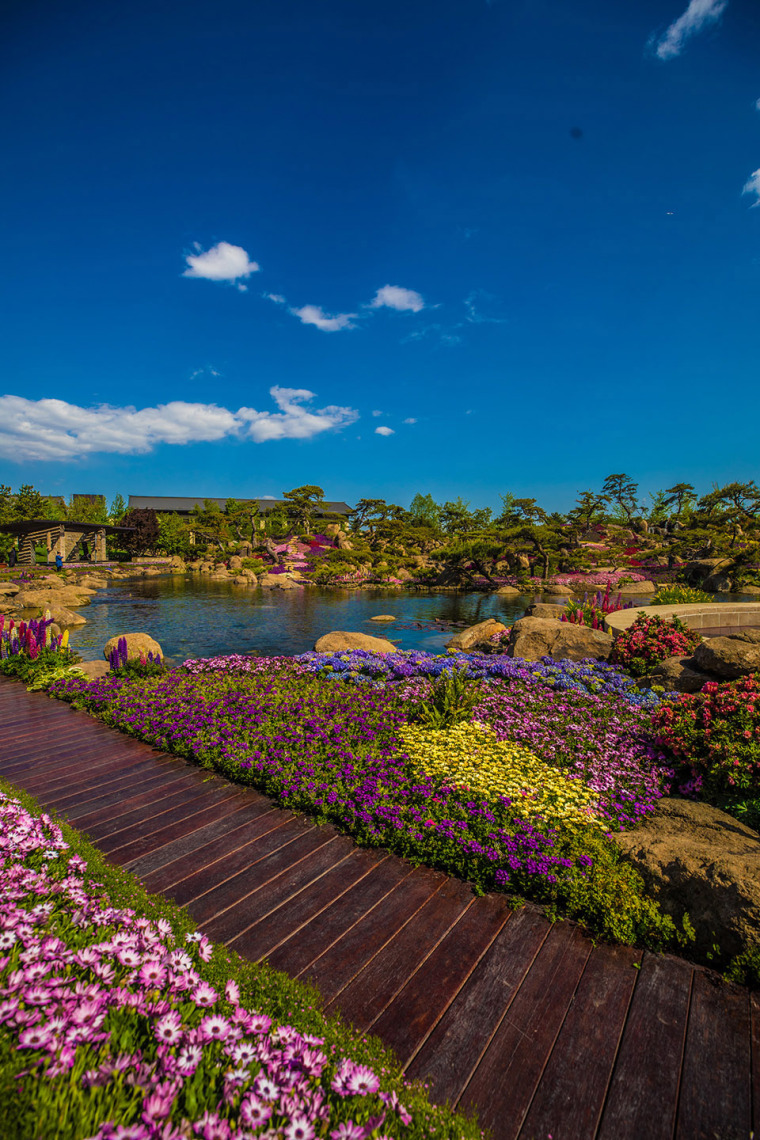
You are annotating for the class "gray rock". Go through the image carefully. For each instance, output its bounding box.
[693,632,760,680]
[369,615,396,622]
[446,618,507,651]
[611,797,760,962]
[525,602,568,620]
[495,585,521,596]
[645,655,712,694]
[617,580,657,595]
[507,617,613,662]
[314,631,398,654]
[103,632,163,662]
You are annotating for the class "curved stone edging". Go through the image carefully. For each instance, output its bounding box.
[604,602,760,638]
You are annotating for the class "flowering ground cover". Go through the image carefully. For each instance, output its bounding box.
[50,663,680,949]
[0,781,482,1140]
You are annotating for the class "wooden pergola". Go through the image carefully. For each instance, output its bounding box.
[0,519,134,566]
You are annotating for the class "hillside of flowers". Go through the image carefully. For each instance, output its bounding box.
[0,784,484,1140]
[49,653,684,950]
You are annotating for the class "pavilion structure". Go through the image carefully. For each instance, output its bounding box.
[0,520,133,566]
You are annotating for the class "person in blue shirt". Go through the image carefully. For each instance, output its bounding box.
[55,553,63,571]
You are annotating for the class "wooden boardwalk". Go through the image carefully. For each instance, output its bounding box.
[0,677,756,1140]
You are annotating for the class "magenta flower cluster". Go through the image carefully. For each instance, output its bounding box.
[0,791,415,1139]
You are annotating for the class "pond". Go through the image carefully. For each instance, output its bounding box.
[68,576,543,662]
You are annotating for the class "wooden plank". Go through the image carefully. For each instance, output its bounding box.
[370,893,511,1069]
[4,746,163,789]
[267,856,414,977]
[459,923,592,1139]
[127,801,278,881]
[230,846,387,962]
[331,876,475,1029]
[752,993,760,1138]
[160,815,309,906]
[405,905,550,1103]
[201,835,355,944]
[300,866,446,1004]
[49,763,185,811]
[1,722,123,758]
[597,953,693,1140]
[187,826,340,929]
[92,788,239,856]
[675,969,751,1140]
[132,807,287,884]
[69,778,229,835]
[518,942,642,1140]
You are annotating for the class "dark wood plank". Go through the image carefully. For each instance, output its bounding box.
[50,763,186,811]
[267,856,414,977]
[160,814,309,906]
[370,893,511,1069]
[92,788,240,857]
[518,942,642,1140]
[300,866,446,1003]
[230,846,387,962]
[65,781,218,841]
[5,746,166,789]
[675,970,751,1140]
[459,923,592,1140]
[107,801,282,868]
[200,835,355,944]
[597,953,694,1140]
[752,993,760,1138]
[405,905,550,1102]
[1,722,125,758]
[188,826,341,930]
[69,775,230,839]
[131,802,279,884]
[331,876,474,1028]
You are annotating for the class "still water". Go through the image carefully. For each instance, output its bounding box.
[69,576,540,662]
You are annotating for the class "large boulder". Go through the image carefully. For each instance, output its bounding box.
[496,585,521,596]
[507,617,613,662]
[260,574,300,590]
[229,556,244,570]
[103,632,163,662]
[78,660,110,680]
[48,605,87,627]
[446,619,507,651]
[617,580,657,595]
[14,587,93,611]
[314,631,399,654]
[525,602,568,620]
[0,582,20,596]
[692,631,760,680]
[541,583,574,596]
[369,615,396,622]
[611,797,760,962]
[76,576,109,590]
[644,655,712,694]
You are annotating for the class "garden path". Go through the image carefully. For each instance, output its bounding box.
[0,677,756,1140]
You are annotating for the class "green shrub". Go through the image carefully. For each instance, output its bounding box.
[0,646,81,684]
[651,584,713,605]
[411,668,482,729]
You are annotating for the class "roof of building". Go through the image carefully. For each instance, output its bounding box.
[0,520,133,535]
[127,495,352,515]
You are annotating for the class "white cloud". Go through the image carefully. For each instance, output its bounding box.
[266,293,287,305]
[238,387,358,442]
[403,324,463,347]
[0,389,358,461]
[372,409,383,417]
[755,98,760,112]
[370,284,425,312]
[289,304,357,332]
[374,425,395,436]
[403,417,417,425]
[743,169,760,205]
[183,241,260,287]
[650,0,728,60]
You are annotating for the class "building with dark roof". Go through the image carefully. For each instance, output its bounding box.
[127,495,352,517]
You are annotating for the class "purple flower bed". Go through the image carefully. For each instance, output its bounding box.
[48,666,679,948]
[0,789,464,1140]
[295,649,663,709]
[472,685,673,828]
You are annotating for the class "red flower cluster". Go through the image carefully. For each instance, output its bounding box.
[610,614,702,677]
[653,674,760,790]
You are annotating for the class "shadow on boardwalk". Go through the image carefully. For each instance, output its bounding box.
[0,677,755,1140]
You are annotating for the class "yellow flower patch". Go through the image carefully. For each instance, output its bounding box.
[400,721,602,828]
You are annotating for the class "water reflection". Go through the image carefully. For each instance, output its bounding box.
[69,576,540,662]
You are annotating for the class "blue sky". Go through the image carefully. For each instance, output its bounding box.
[1,0,759,512]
